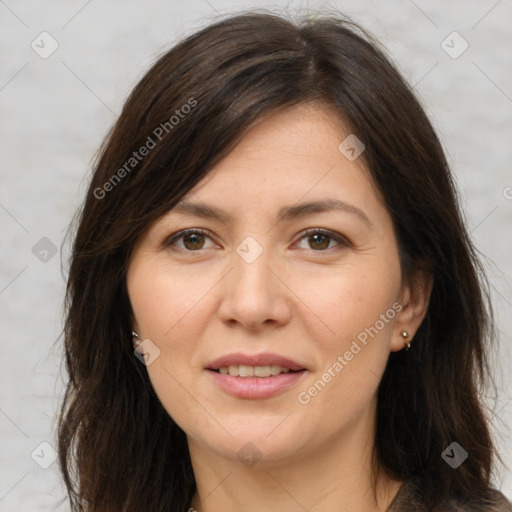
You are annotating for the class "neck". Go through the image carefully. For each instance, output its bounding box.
[187,399,403,512]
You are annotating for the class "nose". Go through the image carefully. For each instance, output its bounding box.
[217,243,292,332]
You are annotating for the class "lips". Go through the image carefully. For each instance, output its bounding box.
[205,353,308,399]
[206,353,306,372]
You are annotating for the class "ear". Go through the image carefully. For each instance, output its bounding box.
[390,265,433,352]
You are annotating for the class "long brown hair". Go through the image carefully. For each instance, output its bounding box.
[58,10,503,511]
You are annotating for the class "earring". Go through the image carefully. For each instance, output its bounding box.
[132,330,142,348]
[401,330,411,351]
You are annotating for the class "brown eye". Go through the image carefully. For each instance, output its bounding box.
[307,232,330,250]
[164,228,349,254]
[165,229,214,252]
[296,229,349,251]
[182,232,205,250]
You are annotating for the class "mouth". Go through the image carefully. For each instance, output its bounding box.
[206,352,306,374]
[209,365,302,378]
[206,353,308,399]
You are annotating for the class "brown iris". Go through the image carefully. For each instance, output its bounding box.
[308,233,330,250]
[183,232,206,250]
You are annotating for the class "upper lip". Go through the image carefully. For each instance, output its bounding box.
[207,353,306,371]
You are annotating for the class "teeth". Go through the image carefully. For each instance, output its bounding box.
[254,365,270,377]
[270,365,283,375]
[218,365,292,377]
[239,365,253,377]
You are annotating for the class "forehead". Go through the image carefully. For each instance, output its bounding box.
[176,104,384,218]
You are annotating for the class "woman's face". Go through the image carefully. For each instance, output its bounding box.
[127,103,423,467]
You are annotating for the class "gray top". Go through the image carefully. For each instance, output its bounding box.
[387,477,512,511]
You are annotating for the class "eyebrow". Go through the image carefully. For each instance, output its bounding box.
[171,198,373,228]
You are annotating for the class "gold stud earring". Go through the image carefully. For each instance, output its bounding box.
[401,330,411,351]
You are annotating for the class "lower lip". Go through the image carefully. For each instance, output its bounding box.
[207,370,307,399]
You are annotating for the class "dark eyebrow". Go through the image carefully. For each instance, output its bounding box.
[171,198,373,228]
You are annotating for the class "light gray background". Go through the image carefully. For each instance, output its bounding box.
[1,0,511,509]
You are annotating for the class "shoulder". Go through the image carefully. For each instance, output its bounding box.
[387,477,512,512]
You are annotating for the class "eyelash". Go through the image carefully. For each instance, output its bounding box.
[164,228,350,253]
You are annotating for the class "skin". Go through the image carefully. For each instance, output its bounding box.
[127,103,432,512]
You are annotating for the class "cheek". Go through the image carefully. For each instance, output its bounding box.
[291,257,401,346]
[292,261,401,411]
[127,258,219,408]
[128,258,215,343]
[127,260,213,431]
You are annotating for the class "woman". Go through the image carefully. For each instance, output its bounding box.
[58,10,512,512]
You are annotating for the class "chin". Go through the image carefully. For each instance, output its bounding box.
[188,414,315,466]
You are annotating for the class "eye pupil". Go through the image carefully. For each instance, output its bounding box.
[309,233,330,250]
[184,233,204,250]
